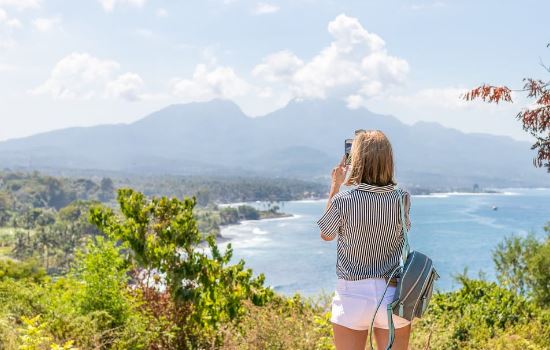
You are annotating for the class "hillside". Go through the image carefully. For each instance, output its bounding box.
[0,99,547,187]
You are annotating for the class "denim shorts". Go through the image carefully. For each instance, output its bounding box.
[330,278,411,331]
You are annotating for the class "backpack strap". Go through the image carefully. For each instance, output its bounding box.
[368,265,402,350]
[386,302,397,350]
[395,187,410,266]
[368,187,411,350]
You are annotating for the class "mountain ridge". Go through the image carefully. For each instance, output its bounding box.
[1,99,546,187]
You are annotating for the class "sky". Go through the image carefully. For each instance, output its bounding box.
[1,0,549,142]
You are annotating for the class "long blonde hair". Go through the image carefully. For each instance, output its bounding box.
[345,130,396,186]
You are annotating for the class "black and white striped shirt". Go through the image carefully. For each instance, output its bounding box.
[317,183,411,280]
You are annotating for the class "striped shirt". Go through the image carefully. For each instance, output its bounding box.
[317,183,411,280]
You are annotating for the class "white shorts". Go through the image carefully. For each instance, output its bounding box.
[330,278,411,331]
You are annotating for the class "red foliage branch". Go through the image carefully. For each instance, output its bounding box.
[463,84,513,103]
[464,77,550,172]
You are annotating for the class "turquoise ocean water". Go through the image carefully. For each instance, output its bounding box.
[219,188,550,296]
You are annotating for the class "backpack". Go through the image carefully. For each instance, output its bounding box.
[369,187,439,350]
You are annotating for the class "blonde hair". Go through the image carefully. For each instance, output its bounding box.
[345,130,396,187]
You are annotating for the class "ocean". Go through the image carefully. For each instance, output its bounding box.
[218,188,550,296]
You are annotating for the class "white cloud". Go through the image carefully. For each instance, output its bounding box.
[0,8,22,29]
[32,16,61,32]
[106,72,144,101]
[32,52,146,101]
[253,14,409,104]
[346,94,365,109]
[172,64,250,102]
[156,8,168,17]
[253,2,279,15]
[252,50,304,82]
[98,0,146,12]
[0,0,41,10]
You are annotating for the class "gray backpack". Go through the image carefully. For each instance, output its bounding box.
[369,187,439,350]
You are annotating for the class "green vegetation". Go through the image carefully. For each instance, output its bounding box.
[115,175,325,205]
[0,171,294,273]
[0,171,548,349]
[0,188,313,349]
[196,204,290,237]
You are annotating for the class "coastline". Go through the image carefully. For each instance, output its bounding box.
[216,212,297,243]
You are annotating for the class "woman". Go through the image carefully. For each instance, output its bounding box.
[317,130,411,350]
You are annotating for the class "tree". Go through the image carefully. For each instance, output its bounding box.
[71,236,131,328]
[99,177,115,202]
[0,191,13,226]
[89,189,273,347]
[464,44,550,171]
[493,222,550,307]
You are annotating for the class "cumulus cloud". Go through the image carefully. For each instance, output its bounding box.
[32,52,146,101]
[106,72,144,101]
[0,0,41,10]
[252,50,303,82]
[98,0,146,12]
[253,2,279,15]
[172,64,250,102]
[253,14,409,104]
[0,8,22,29]
[32,16,61,32]
[346,94,365,110]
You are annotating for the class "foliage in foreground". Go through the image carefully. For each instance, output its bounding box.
[89,189,274,347]
[0,189,548,349]
[411,276,550,350]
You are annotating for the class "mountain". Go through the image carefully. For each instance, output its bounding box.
[1,99,547,187]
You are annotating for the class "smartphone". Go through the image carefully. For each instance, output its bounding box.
[345,139,353,165]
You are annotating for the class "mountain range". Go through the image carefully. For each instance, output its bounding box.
[1,99,547,188]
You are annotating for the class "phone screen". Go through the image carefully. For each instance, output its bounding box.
[345,139,353,164]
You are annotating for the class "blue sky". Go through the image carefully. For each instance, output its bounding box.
[1,0,549,141]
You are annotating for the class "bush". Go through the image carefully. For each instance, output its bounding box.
[71,236,131,328]
[221,293,334,350]
[493,223,550,307]
[411,274,549,350]
[89,189,274,348]
[0,259,46,282]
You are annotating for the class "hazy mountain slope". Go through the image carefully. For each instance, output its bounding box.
[0,99,546,187]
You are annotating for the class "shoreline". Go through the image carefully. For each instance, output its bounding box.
[215,187,550,207]
[216,212,298,242]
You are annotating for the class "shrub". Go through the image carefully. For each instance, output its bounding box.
[411,274,549,350]
[89,189,274,348]
[493,222,550,307]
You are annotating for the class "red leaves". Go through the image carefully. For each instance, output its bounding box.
[463,84,513,104]
[531,137,550,170]
[517,106,550,171]
[517,106,550,134]
[465,78,550,172]
[523,79,546,98]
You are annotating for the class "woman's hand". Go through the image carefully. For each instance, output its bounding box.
[331,155,348,191]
